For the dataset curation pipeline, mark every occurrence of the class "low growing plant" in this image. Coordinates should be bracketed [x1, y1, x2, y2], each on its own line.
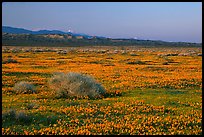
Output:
[48, 72, 106, 99]
[13, 81, 36, 94]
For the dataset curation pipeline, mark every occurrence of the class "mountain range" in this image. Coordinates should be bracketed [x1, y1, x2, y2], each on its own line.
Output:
[2, 26, 202, 47]
[2, 26, 96, 38]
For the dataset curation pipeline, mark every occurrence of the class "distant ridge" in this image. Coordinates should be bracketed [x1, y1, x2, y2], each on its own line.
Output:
[2, 26, 202, 44]
[2, 26, 33, 34]
[2, 26, 202, 47]
[2, 26, 91, 38]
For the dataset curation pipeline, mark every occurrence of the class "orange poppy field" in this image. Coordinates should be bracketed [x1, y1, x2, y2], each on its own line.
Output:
[2, 46, 202, 135]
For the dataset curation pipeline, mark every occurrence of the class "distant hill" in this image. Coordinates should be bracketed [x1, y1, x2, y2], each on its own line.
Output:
[2, 26, 90, 37]
[2, 26, 33, 34]
[2, 26, 202, 47]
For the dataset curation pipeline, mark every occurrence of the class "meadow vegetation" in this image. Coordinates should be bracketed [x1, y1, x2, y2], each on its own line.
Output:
[2, 46, 202, 135]
[13, 81, 36, 94]
[48, 72, 106, 99]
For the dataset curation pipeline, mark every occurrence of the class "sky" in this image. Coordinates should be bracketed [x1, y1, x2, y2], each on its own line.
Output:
[2, 2, 202, 43]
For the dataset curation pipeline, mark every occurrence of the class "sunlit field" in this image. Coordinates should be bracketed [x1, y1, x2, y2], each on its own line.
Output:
[2, 46, 202, 135]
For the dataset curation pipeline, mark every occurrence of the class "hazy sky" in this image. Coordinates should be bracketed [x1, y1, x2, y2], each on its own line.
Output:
[2, 2, 202, 43]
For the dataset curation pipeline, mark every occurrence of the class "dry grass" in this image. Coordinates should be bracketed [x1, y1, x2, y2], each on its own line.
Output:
[49, 72, 106, 99]
[13, 81, 36, 94]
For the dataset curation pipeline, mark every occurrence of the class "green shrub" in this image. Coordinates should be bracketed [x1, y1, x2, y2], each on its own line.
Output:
[48, 72, 106, 99]
[162, 62, 169, 65]
[2, 109, 16, 120]
[127, 60, 146, 65]
[15, 111, 27, 121]
[13, 81, 36, 94]
[130, 53, 138, 56]
[2, 58, 18, 64]
[2, 109, 31, 125]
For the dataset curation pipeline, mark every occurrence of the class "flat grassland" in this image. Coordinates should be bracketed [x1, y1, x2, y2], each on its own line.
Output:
[2, 46, 202, 135]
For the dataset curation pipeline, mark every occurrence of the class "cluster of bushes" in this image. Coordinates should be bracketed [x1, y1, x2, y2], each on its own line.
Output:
[12, 72, 106, 99]
[5, 72, 106, 127]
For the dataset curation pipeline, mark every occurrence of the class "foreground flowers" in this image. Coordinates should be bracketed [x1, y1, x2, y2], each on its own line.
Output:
[2, 46, 202, 135]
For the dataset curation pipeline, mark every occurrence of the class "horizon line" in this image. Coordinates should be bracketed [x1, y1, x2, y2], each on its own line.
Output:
[2, 25, 202, 44]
